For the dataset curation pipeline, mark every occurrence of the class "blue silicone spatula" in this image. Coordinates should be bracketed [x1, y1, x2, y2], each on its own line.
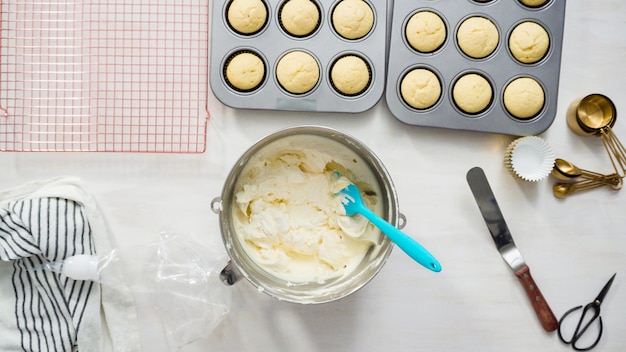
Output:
[338, 183, 442, 272]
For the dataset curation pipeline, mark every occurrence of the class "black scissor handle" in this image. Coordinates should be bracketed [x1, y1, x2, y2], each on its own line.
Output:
[558, 304, 603, 351]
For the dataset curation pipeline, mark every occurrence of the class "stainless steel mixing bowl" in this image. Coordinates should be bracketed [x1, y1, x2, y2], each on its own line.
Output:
[211, 125, 399, 304]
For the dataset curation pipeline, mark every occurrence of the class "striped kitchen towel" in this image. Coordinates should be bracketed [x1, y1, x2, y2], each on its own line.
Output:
[0, 178, 141, 352]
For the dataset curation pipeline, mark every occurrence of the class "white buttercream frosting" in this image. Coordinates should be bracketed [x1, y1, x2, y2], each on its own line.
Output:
[232, 138, 382, 284]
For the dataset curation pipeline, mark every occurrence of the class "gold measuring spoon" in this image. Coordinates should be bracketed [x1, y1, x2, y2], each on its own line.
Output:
[551, 158, 606, 181]
[553, 174, 623, 198]
[567, 94, 626, 177]
[552, 158, 580, 180]
[553, 183, 597, 199]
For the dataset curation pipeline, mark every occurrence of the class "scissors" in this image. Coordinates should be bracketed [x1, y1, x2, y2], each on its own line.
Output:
[557, 273, 616, 351]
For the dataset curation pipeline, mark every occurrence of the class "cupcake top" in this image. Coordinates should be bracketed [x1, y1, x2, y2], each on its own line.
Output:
[332, 0, 375, 40]
[276, 50, 320, 94]
[225, 51, 266, 91]
[452, 73, 492, 114]
[503, 77, 545, 119]
[509, 21, 550, 64]
[400, 68, 441, 109]
[405, 11, 447, 53]
[280, 0, 320, 37]
[456, 16, 499, 59]
[518, 0, 549, 7]
[227, 0, 268, 34]
[330, 55, 371, 95]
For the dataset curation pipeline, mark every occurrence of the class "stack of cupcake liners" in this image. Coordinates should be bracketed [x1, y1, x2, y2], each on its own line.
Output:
[504, 136, 556, 182]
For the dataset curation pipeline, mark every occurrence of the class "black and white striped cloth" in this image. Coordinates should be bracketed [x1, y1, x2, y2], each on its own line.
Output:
[0, 179, 141, 352]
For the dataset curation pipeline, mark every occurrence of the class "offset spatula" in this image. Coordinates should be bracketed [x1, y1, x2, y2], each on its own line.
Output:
[466, 167, 558, 332]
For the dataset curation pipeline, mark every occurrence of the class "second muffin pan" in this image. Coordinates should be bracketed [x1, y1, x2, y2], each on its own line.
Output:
[385, 0, 566, 135]
[210, 0, 389, 113]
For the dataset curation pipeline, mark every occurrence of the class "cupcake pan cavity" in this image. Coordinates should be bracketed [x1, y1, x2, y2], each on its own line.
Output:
[386, 0, 565, 135]
[210, 0, 388, 113]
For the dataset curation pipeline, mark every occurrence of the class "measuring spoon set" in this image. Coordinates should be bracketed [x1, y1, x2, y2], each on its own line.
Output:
[552, 94, 625, 198]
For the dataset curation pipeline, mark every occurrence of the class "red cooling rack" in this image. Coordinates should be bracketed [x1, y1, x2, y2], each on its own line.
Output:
[0, 0, 209, 152]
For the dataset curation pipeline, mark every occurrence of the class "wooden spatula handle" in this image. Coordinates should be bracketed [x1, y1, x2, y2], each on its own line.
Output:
[515, 266, 558, 332]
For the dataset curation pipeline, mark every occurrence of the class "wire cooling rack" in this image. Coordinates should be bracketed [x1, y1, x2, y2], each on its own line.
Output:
[0, 0, 209, 152]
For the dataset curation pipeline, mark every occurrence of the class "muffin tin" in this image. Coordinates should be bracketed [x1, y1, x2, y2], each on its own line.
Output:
[385, 0, 566, 135]
[210, 0, 389, 113]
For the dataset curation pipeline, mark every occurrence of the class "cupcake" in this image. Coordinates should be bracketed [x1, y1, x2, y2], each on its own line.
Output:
[227, 0, 268, 35]
[405, 11, 447, 53]
[452, 73, 492, 114]
[509, 21, 550, 64]
[503, 77, 545, 119]
[504, 136, 555, 182]
[330, 55, 371, 96]
[276, 50, 320, 94]
[456, 16, 499, 59]
[279, 0, 320, 37]
[400, 68, 441, 109]
[332, 0, 374, 40]
[225, 51, 266, 91]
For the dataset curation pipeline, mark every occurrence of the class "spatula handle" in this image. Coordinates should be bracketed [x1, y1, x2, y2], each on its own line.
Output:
[515, 266, 558, 332]
[358, 206, 441, 272]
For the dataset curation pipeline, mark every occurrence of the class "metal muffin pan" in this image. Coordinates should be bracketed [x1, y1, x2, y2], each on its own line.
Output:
[385, 0, 566, 135]
[210, 0, 389, 113]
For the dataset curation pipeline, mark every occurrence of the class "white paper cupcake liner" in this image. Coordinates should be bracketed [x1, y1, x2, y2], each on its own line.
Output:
[504, 136, 555, 182]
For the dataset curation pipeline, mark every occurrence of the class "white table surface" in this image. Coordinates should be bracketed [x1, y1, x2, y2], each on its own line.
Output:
[2, 1, 626, 351]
